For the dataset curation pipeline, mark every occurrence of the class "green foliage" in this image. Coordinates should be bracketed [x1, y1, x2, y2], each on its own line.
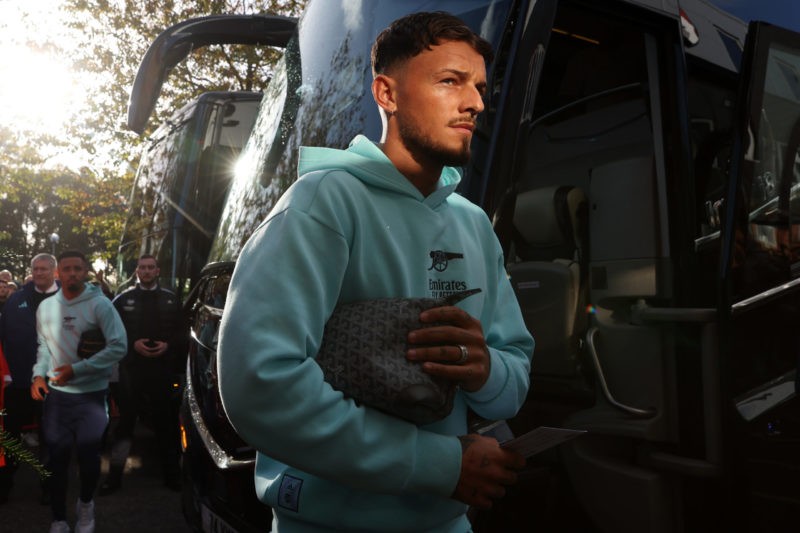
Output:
[63, 0, 306, 138]
[0, 125, 130, 275]
[0, 411, 50, 479]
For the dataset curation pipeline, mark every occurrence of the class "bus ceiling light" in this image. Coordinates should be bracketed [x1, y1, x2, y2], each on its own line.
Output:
[552, 27, 600, 45]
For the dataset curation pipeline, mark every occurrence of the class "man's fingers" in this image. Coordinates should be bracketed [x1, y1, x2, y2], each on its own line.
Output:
[497, 469, 519, 487]
[455, 482, 507, 508]
[453, 434, 526, 507]
[418, 305, 471, 325]
[408, 324, 461, 345]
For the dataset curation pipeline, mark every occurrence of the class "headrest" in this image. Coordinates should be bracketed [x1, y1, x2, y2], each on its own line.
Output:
[513, 185, 587, 261]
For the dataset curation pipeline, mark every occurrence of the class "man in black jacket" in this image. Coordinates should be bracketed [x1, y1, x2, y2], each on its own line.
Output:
[0, 253, 59, 504]
[101, 255, 184, 494]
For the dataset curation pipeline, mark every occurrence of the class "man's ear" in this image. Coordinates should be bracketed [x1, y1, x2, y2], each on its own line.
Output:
[372, 74, 397, 116]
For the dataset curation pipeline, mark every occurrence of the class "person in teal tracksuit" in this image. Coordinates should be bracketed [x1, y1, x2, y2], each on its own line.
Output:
[31, 250, 127, 533]
[218, 12, 534, 532]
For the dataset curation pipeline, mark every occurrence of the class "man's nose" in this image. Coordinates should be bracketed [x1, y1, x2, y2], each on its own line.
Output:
[463, 85, 485, 116]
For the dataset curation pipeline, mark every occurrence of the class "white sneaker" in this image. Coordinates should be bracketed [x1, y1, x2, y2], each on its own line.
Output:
[75, 499, 95, 533]
[49, 521, 70, 533]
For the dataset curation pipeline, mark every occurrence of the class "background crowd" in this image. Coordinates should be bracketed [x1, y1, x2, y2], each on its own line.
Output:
[0, 252, 184, 533]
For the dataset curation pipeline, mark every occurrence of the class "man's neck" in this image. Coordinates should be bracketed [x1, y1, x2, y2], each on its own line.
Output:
[379, 138, 442, 197]
[34, 282, 57, 294]
[62, 286, 85, 301]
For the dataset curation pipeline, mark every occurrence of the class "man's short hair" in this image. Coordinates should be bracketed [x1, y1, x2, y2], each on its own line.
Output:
[57, 250, 88, 264]
[371, 11, 494, 77]
[138, 254, 158, 265]
[0, 269, 12, 282]
[30, 253, 57, 269]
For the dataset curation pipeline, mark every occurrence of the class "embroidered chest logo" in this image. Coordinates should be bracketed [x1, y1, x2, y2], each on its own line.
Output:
[278, 475, 303, 512]
[63, 316, 77, 331]
[427, 250, 464, 272]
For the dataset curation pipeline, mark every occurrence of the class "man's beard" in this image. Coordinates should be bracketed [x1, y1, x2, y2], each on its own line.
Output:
[66, 281, 82, 292]
[398, 115, 472, 167]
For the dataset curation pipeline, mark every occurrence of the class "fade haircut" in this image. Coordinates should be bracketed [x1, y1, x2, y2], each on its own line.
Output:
[139, 254, 158, 266]
[371, 11, 494, 77]
[57, 250, 87, 265]
[31, 253, 57, 269]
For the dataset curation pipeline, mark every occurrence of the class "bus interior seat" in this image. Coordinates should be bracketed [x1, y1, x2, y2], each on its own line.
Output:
[507, 185, 589, 378]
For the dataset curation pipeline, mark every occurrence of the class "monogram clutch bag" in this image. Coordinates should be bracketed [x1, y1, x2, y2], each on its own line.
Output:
[315, 289, 481, 425]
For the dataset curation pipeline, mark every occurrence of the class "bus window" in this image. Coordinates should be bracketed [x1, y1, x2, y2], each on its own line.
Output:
[117, 93, 260, 296]
[117, 105, 196, 288]
[513, 2, 653, 266]
[732, 39, 800, 300]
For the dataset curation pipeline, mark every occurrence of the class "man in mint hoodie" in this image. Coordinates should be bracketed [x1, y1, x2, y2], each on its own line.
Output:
[31, 250, 127, 533]
[218, 11, 534, 532]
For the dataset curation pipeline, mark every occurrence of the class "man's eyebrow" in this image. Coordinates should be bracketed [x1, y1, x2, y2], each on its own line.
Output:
[435, 68, 488, 87]
[435, 68, 469, 78]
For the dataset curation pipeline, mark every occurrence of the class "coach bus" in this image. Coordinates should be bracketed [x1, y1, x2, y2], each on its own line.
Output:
[128, 1, 800, 531]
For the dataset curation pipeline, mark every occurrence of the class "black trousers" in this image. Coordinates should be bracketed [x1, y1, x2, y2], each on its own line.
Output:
[110, 356, 180, 480]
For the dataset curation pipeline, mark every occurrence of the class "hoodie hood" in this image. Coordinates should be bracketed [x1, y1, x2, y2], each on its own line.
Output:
[298, 135, 462, 207]
[55, 282, 103, 306]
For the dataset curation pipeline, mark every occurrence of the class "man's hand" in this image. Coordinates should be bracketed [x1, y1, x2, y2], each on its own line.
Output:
[452, 434, 525, 509]
[406, 305, 490, 392]
[31, 376, 49, 400]
[134, 338, 168, 358]
[51, 365, 75, 386]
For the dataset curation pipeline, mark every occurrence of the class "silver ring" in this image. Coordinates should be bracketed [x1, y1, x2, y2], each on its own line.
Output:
[456, 344, 469, 365]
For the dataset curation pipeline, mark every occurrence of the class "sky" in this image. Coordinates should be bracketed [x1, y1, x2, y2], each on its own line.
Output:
[0, 0, 106, 172]
[709, 0, 800, 33]
[0, 1, 84, 137]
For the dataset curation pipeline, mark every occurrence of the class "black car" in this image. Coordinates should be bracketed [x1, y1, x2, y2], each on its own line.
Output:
[179, 262, 271, 532]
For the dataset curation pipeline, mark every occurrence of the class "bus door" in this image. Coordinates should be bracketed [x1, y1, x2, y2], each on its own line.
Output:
[480, 1, 725, 531]
[719, 21, 800, 529]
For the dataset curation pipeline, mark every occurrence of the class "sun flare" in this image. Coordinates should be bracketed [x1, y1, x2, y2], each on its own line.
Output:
[0, 44, 84, 135]
[0, 0, 90, 138]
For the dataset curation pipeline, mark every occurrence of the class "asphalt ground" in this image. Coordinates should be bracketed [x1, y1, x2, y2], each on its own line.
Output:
[1, 418, 192, 532]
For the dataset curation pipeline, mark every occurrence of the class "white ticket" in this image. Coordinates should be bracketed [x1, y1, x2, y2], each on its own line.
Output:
[500, 426, 586, 458]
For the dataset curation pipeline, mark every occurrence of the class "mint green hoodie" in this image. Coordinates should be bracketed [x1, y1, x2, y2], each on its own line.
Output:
[218, 136, 533, 532]
[33, 283, 127, 393]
